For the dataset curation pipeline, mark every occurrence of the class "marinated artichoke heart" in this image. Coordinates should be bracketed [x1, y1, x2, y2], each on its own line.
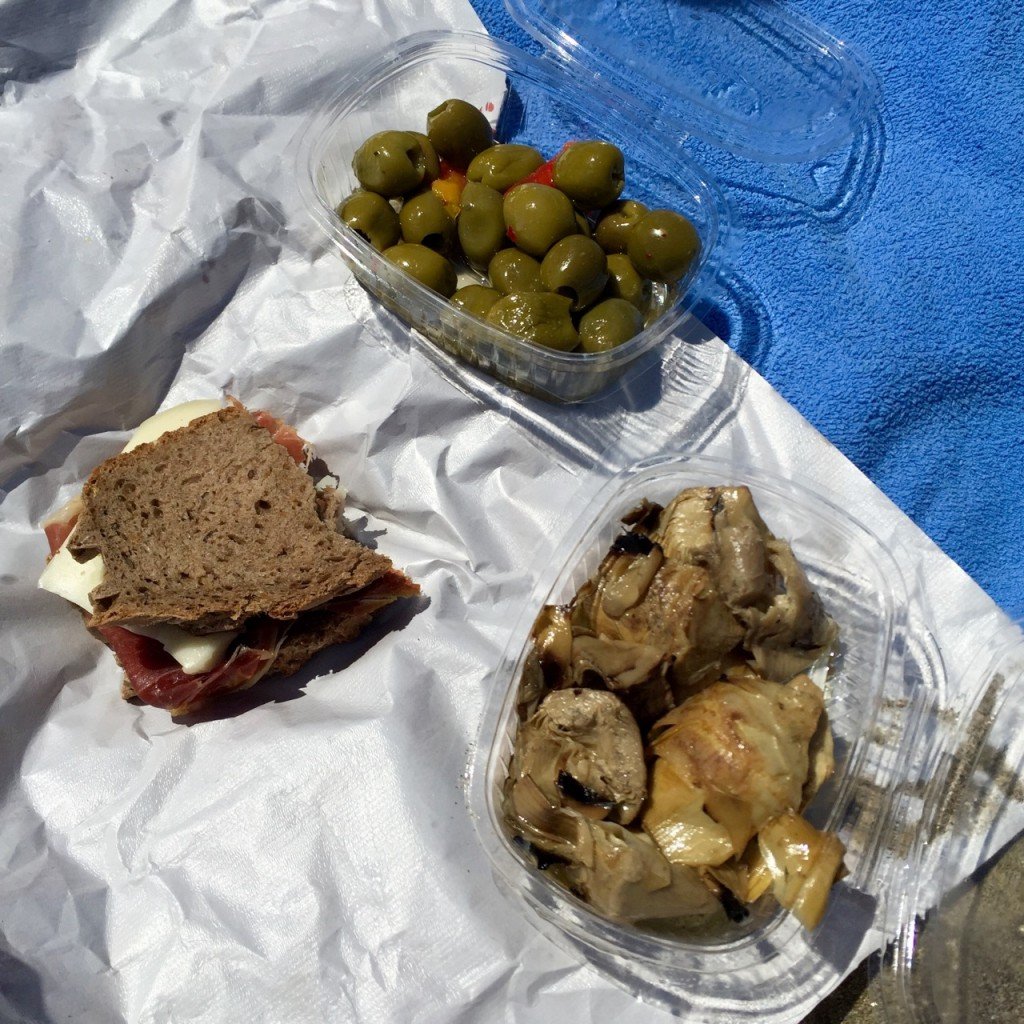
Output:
[758, 811, 847, 931]
[644, 671, 844, 931]
[508, 688, 647, 826]
[508, 766, 722, 926]
[646, 673, 830, 862]
[503, 485, 845, 933]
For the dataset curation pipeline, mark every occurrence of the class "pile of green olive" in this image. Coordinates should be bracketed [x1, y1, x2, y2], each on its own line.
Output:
[337, 98, 701, 354]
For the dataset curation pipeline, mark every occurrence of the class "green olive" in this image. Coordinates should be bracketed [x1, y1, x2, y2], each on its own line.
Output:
[399, 190, 454, 251]
[552, 141, 625, 209]
[578, 298, 644, 353]
[337, 190, 401, 251]
[574, 211, 592, 237]
[383, 243, 457, 297]
[627, 209, 701, 284]
[486, 292, 579, 351]
[408, 132, 441, 182]
[488, 249, 543, 294]
[451, 285, 502, 319]
[457, 181, 507, 269]
[539, 235, 608, 312]
[594, 200, 648, 254]
[502, 184, 578, 258]
[352, 130, 431, 198]
[467, 144, 544, 191]
[604, 253, 650, 311]
[426, 99, 493, 169]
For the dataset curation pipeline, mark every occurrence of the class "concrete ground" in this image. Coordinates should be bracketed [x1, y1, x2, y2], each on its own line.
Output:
[804, 959, 881, 1024]
[803, 833, 1024, 1023]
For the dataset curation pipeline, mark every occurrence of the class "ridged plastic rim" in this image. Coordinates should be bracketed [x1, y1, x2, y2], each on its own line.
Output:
[880, 628, 1024, 1024]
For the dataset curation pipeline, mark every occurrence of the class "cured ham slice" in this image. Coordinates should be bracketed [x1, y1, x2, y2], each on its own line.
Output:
[251, 407, 307, 465]
[101, 619, 281, 716]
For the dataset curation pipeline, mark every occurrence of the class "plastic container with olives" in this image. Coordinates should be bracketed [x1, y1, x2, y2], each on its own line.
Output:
[297, 31, 723, 403]
[339, 118, 701, 358]
[298, 11, 876, 406]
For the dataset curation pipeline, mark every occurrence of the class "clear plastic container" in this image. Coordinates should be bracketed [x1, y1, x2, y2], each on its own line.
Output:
[468, 454, 942, 1021]
[880, 629, 1024, 1024]
[296, 2, 876, 403]
[296, 31, 721, 403]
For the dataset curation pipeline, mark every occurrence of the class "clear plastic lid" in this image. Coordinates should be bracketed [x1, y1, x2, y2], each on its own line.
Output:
[881, 627, 1024, 1023]
[506, 0, 877, 162]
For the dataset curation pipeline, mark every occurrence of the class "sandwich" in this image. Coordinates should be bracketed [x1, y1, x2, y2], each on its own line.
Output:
[39, 398, 419, 716]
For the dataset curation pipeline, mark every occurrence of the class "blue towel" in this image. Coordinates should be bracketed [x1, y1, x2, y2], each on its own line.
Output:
[468, 0, 1024, 620]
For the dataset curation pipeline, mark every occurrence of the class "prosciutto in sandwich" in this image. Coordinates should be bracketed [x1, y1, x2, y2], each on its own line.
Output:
[39, 399, 419, 715]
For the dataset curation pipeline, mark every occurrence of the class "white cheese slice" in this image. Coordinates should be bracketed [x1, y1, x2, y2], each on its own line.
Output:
[123, 623, 238, 675]
[39, 546, 104, 613]
[39, 398, 238, 675]
[121, 399, 223, 453]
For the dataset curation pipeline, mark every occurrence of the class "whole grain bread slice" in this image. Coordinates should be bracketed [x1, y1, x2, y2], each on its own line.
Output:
[70, 405, 393, 633]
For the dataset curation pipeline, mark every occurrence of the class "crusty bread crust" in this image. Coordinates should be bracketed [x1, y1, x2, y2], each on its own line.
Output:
[269, 604, 380, 679]
[70, 406, 392, 633]
[270, 572, 420, 679]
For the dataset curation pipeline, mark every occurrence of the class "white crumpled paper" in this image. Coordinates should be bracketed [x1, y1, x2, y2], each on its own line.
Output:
[1, 2, 1021, 1023]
